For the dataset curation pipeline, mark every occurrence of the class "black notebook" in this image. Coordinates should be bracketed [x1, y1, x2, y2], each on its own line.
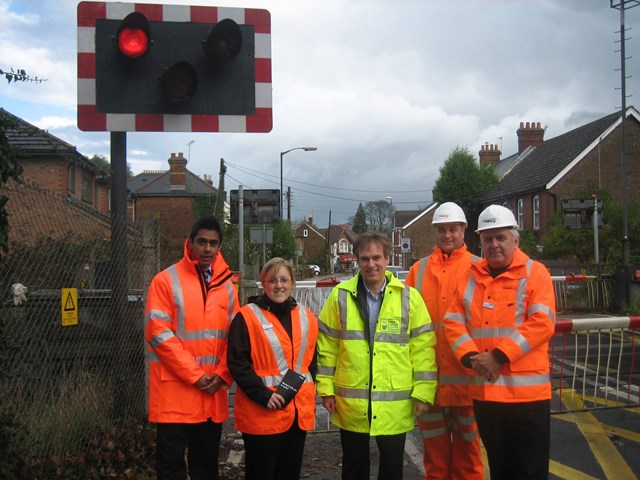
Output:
[275, 369, 306, 407]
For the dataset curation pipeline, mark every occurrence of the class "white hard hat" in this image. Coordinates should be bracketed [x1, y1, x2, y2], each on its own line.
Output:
[432, 202, 467, 225]
[475, 205, 518, 232]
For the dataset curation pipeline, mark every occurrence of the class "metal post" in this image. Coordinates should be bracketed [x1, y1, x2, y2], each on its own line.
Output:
[593, 195, 600, 273]
[279, 152, 284, 220]
[238, 185, 244, 303]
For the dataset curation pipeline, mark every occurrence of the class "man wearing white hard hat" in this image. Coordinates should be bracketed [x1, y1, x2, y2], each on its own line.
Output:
[443, 205, 556, 480]
[405, 202, 484, 480]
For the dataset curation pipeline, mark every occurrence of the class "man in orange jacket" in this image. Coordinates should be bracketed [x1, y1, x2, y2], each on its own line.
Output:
[405, 202, 484, 480]
[145, 216, 240, 480]
[444, 205, 556, 480]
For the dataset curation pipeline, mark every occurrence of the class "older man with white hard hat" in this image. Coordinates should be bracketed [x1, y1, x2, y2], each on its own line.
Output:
[405, 202, 484, 480]
[443, 204, 556, 480]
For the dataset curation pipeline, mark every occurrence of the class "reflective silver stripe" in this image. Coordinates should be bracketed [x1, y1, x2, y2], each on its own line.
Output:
[415, 256, 430, 293]
[439, 374, 479, 385]
[372, 389, 412, 401]
[145, 309, 172, 325]
[376, 332, 410, 343]
[470, 326, 514, 338]
[317, 365, 335, 376]
[338, 289, 349, 333]
[529, 303, 555, 324]
[147, 350, 159, 362]
[414, 371, 437, 382]
[318, 321, 341, 338]
[342, 330, 368, 341]
[471, 254, 481, 262]
[509, 329, 531, 354]
[194, 355, 221, 366]
[489, 373, 550, 387]
[422, 426, 448, 438]
[515, 265, 530, 327]
[462, 275, 476, 326]
[225, 282, 237, 321]
[452, 332, 474, 353]
[150, 329, 175, 349]
[336, 386, 369, 399]
[401, 286, 411, 332]
[167, 266, 187, 336]
[421, 410, 444, 423]
[180, 328, 227, 341]
[444, 312, 466, 324]
[247, 303, 289, 375]
[411, 322, 434, 336]
[457, 413, 477, 426]
[461, 429, 479, 441]
[295, 307, 310, 372]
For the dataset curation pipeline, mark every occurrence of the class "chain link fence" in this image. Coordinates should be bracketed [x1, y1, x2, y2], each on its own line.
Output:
[1, 179, 159, 461]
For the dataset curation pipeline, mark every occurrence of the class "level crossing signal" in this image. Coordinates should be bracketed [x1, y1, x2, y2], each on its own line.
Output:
[77, 2, 272, 132]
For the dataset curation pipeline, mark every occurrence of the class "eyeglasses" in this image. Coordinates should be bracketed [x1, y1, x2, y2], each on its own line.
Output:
[195, 238, 220, 248]
[267, 278, 291, 286]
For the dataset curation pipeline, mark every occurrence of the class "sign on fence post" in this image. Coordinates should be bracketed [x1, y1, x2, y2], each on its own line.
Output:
[61, 288, 79, 326]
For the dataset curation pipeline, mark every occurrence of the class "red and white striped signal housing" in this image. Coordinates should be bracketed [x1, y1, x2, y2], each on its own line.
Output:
[77, 2, 272, 133]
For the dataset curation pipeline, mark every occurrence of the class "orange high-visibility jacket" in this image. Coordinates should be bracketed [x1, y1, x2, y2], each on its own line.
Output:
[405, 245, 480, 406]
[145, 240, 240, 423]
[233, 302, 318, 434]
[443, 248, 556, 403]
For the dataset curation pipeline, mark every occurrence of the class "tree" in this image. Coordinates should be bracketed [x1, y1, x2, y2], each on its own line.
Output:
[89, 154, 133, 178]
[363, 200, 394, 234]
[432, 146, 499, 247]
[349, 203, 368, 233]
[0, 111, 22, 256]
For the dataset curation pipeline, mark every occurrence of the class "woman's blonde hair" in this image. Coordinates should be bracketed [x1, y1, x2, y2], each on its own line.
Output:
[260, 257, 296, 288]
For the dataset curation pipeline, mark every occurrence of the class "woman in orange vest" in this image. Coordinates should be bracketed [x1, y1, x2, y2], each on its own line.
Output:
[228, 258, 318, 480]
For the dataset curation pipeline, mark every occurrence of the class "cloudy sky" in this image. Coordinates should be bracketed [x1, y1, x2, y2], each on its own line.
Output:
[0, 0, 638, 226]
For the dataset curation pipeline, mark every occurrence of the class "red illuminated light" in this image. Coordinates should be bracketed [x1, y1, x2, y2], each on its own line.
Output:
[118, 27, 149, 58]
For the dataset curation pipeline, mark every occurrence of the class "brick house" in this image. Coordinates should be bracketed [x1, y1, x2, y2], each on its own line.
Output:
[293, 215, 327, 269]
[327, 223, 358, 272]
[127, 152, 218, 259]
[480, 107, 640, 239]
[2, 108, 110, 213]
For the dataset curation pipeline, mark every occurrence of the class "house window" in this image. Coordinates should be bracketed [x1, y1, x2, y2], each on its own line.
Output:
[533, 195, 540, 231]
[81, 172, 93, 203]
[517, 198, 524, 229]
[339, 240, 349, 253]
[303, 229, 308, 237]
[68, 164, 76, 194]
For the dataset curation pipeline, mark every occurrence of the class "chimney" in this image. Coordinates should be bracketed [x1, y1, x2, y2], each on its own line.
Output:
[308, 214, 314, 225]
[168, 152, 187, 190]
[202, 174, 213, 186]
[516, 121, 544, 154]
[478, 143, 501, 168]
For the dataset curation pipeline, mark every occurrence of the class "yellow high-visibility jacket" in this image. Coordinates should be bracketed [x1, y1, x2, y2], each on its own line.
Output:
[317, 272, 437, 436]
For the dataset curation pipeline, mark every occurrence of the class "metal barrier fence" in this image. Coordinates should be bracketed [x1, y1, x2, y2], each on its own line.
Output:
[551, 275, 613, 311]
[551, 316, 640, 414]
[1, 179, 160, 459]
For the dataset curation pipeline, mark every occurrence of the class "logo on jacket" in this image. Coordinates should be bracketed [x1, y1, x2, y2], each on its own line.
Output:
[379, 318, 401, 334]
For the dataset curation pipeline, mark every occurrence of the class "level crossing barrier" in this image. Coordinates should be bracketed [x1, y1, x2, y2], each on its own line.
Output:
[551, 274, 612, 310]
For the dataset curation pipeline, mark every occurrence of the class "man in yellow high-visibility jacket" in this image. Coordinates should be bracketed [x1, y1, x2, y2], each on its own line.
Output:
[317, 231, 437, 480]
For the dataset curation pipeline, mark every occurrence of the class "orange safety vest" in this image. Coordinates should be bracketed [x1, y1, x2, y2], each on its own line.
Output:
[444, 248, 556, 403]
[145, 240, 240, 423]
[233, 302, 318, 435]
[405, 245, 479, 406]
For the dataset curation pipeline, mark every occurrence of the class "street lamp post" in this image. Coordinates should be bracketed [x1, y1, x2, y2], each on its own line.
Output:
[386, 196, 395, 266]
[186, 140, 195, 163]
[280, 146, 317, 220]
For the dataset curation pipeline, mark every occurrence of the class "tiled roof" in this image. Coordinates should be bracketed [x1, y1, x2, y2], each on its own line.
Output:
[128, 170, 217, 196]
[1, 107, 98, 172]
[327, 223, 358, 243]
[484, 110, 624, 201]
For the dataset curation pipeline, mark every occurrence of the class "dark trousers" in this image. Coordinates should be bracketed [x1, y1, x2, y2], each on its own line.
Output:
[474, 399, 550, 480]
[241, 422, 307, 480]
[156, 420, 222, 480]
[339, 429, 406, 480]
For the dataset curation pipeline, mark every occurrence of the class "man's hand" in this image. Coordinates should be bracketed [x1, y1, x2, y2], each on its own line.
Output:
[194, 373, 226, 394]
[322, 396, 336, 414]
[413, 399, 431, 417]
[470, 352, 501, 382]
[267, 392, 286, 410]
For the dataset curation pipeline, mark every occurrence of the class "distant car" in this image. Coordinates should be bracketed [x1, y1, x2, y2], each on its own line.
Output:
[308, 264, 320, 276]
